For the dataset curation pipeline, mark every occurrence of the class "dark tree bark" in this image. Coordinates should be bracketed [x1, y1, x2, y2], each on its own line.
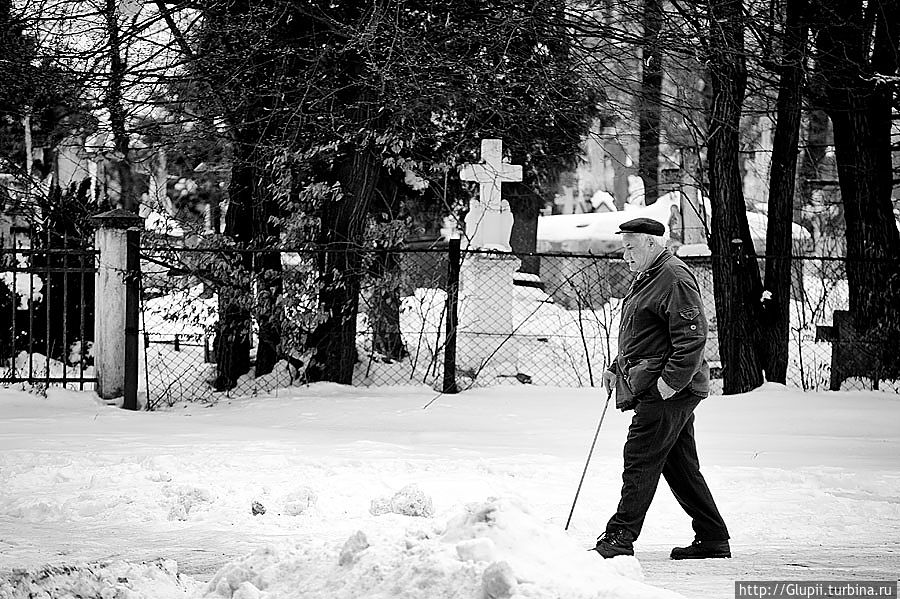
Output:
[367, 174, 408, 363]
[214, 124, 284, 387]
[370, 248, 406, 361]
[204, 0, 286, 388]
[250, 142, 283, 378]
[214, 138, 254, 390]
[762, 0, 808, 384]
[306, 146, 381, 384]
[254, 244, 283, 376]
[298, 4, 386, 384]
[104, 0, 136, 212]
[707, 0, 765, 394]
[813, 0, 900, 377]
[638, 0, 664, 206]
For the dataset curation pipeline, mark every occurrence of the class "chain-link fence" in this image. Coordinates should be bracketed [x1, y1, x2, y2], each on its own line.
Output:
[138, 243, 898, 406]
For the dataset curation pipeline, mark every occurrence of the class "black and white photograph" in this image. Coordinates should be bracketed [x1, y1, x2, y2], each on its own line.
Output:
[0, 0, 898, 597]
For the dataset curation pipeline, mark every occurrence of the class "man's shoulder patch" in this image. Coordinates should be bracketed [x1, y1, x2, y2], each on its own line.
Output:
[679, 306, 700, 320]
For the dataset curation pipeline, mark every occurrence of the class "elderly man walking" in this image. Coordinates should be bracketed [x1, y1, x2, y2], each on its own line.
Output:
[592, 217, 730, 560]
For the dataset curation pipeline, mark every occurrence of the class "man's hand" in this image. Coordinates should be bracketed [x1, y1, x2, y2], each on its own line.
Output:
[657, 377, 677, 400]
[602, 370, 617, 395]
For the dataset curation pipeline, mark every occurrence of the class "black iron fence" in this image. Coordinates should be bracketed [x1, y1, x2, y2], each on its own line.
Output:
[137, 242, 898, 406]
[0, 245, 97, 392]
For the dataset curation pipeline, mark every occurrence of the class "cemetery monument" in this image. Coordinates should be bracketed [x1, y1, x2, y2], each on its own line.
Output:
[456, 139, 524, 377]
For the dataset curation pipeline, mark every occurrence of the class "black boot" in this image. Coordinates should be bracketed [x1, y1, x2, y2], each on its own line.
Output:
[591, 530, 634, 558]
[670, 539, 731, 560]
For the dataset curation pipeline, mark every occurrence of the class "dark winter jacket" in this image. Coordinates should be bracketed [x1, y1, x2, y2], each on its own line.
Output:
[609, 250, 710, 411]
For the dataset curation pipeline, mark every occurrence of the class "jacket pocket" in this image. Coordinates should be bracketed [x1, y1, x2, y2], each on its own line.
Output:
[625, 355, 667, 397]
[688, 361, 710, 397]
[615, 376, 636, 411]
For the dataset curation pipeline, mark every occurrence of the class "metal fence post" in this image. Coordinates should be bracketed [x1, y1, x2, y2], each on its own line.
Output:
[91, 208, 143, 408]
[123, 228, 140, 410]
[442, 238, 461, 393]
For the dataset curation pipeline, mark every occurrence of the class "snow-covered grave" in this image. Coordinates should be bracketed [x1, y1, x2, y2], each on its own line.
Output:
[1, 383, 898, 598]
[536, 192, 811, 256]
[454, 138, 525, 374]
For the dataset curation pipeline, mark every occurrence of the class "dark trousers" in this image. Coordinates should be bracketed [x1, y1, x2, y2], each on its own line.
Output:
[606, 391, 729, 542]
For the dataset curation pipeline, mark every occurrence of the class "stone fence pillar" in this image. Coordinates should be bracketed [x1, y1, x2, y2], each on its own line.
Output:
[91, 209, 143, 409]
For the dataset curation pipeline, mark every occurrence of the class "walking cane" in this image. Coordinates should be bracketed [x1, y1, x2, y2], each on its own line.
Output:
[564, 387, 613, 531]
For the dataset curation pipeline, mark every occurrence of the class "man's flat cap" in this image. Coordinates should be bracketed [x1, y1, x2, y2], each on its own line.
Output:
[616, 217, 666, 236]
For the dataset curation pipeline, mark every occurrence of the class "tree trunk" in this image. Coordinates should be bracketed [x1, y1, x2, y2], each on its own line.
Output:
[214, 145, 254, 390]
[254, 248, 283, 376]
[762, 0, 808, 384]
[370, 249, 407, 361]
[250, 147, 282, 377]
[707, 0, 765, 394]
[104, 0, 136, 212]
[307, 146, 381, 384]
[638, 0, 663, 206]
[814, 0, 900, 378]
[213, 287, 252, 390]
[367, 174, 409, 363]
[204, 0, 285, 386]
[214, 126, 283, 385]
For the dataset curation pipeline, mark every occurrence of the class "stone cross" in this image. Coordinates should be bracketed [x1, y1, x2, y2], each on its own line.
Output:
[459, 139, 522, 251]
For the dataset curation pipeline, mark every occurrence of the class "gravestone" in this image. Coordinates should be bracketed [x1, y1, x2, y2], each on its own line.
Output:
[456, 139, 523, 376]
[459, 139, 522, 252]
[816, 310, 889, 390]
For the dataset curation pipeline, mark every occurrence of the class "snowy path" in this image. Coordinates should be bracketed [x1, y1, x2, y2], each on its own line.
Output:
[1, 383, 898, 598]
[641, 544, 899, 597]
[8, 523, 896, 598]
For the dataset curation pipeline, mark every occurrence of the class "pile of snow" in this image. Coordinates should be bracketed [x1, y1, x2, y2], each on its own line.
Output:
[280, 487, 318, 517]
[2, 351, 94, 390]
[370, 484, 434, 517]
[234, 360, 301, 393]
[202, 498, 677, 599]
[0, 560, 197, 599]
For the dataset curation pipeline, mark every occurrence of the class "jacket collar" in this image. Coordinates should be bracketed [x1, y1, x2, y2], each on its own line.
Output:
[646, 248, 672, 273]
[627, 249, 673, 296]
[635, 249, 672, 280]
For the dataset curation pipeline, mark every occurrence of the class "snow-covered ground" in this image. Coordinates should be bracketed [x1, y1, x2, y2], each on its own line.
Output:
[1, 383, 898, 598]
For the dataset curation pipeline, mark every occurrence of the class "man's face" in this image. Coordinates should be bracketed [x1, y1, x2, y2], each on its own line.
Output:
[622, 233, 655, 272]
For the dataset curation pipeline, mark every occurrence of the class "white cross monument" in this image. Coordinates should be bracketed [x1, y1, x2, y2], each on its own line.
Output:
[454, 139, 524, 381]
[459, 139, 522, 251]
